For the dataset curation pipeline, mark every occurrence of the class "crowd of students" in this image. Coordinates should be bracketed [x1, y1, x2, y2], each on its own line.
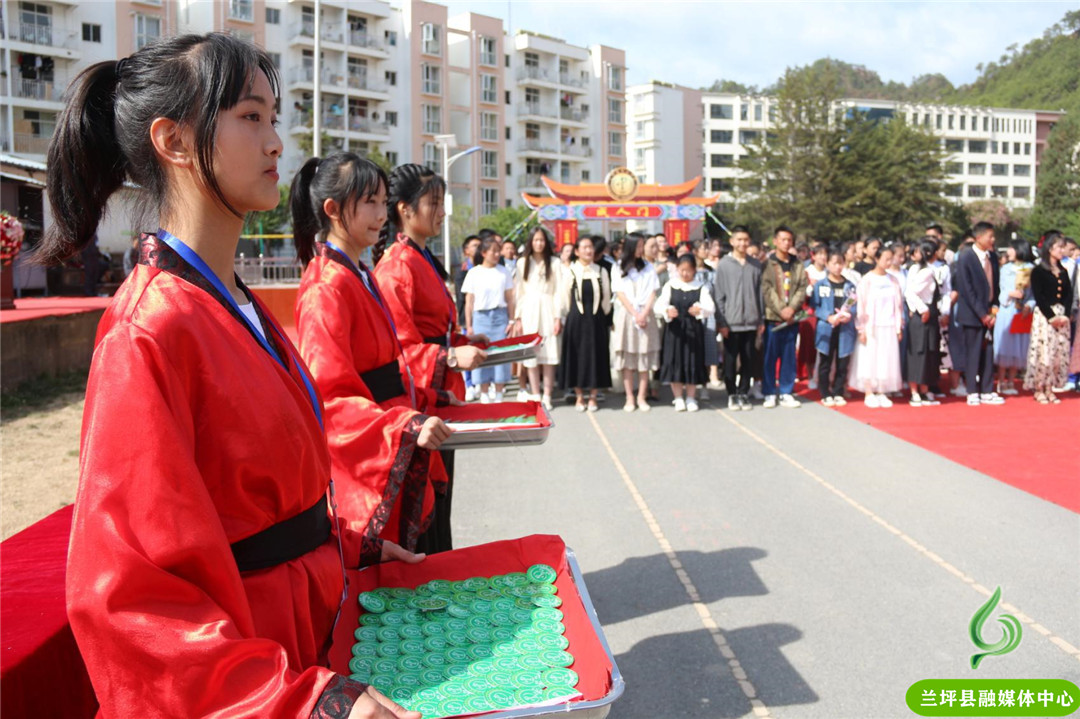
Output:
[454, 220, 1080, 412]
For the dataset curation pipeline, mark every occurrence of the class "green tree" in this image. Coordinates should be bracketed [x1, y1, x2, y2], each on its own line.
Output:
[477, 205, 535, 239]
[366, 145, 394, 174]
[1025, 115, 1080, 237]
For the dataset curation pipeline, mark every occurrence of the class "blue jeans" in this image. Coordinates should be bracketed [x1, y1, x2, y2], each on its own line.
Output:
[763, 321, 798, 395]
[472, 307, 511, 385]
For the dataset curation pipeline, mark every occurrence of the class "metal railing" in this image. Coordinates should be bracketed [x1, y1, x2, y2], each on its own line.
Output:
[14, 133, 51, 155]
[236, 255, 303, 286]
[348, 116, 390, 134]
[516, 138, 557, 154]
[6, 21, 77, 48]
[517, 173, 546, 188]
[349, 31, 384, 51]
[517, 66, 554, 83]
[347, 73, 387, 93]
[13, 78, 62, 101]
[559, 73, 588, 89]
[560, 106, 589, 123]
[518, 102, 557, 119]
[289, 21, 343, 43]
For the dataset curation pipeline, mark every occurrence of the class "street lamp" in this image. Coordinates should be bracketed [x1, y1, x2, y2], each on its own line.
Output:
[434, 133, 482, 270]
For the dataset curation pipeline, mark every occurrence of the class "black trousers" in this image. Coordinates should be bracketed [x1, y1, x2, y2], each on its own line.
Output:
[961, 324, 994, 395]
[723, 330, 757, 396]
[817, 332, 850, 398]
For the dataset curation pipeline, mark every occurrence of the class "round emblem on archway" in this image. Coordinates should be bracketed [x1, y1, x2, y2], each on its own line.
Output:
[604, 167, 639, 202]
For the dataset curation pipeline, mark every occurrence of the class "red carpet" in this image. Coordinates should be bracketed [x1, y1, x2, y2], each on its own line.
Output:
[0, 297, 112, 324]
[823, 388, 1080, 513]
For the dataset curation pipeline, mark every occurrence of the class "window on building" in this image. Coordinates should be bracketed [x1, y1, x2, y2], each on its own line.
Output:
[385, 111, 398, 127]
[384, 30, 397, 46]
[754, 104, 762, 121]
[945, 161, 963, 174]
[134, 14, 162, 50]
[422, 23, 441, 55]
[524, 87, 540, 111]
[1013, 164, 1031, 177]
[422, 143, 441, 173]
[1013, 186, 1030, 199]
[944, 184, 963, 197]
[968, 163, 986, 175]
[711, 130, 733, 144]
[968, 185, 985, 198]
[990, 186, 1008, 198]
[228, 0, 253, 21]
[481, 74, 497, 103]
[990, 163, 1008, 176]
[608, 131, 623, 156]
[991, 141, 999, 154]
[421, 65, 440, 95]
[608, 98, 622, 123]
[482, 188, 498, 215]
[265, 7, 280, 24]
[385, 71, 397, 87]
[422, 105, 441, 134]
[710, 154, 734, 167]
[710, 104, 733, 120]
[1013, 142, 1020, 154]
[740, 104, 749, 121]
[268, 52, 281, 70]
[526, 123, 540, 140]
[82, 22, 101, 42]
[481, 150, 498, 179]
[609, 66, 623, 91]
[524, 52, 539, 69]
[634, 120, 645, 140]
[739, 130, 759, 144]
[1002, 143, 1009, 155]
[959, 116, 966, 131]
[982, 117, 989, 132]
[385, 151, 399, 166]
[581, 170, 590, 182]
[1024, 143, 1031, 155]
[968, 140, 987, 153]
[480, 36, 497, 66]
[634, 147, 645, 169]
[19, 1, 52, 44]
[505, 126, 511, 140]
[480, 112, 498, 141]
[945, 139, 964, 153]
[948, 114, 954, 130]
[348, 56, 368, 87]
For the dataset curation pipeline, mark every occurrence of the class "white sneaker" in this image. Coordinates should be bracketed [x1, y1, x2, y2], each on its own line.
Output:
[876, 394, 893, 408]
[738, 395, 752, 411]
[480, 392, 492, 404]
[779, 394, 801, 408]
[541, 395, 553, 410]
[517, 389, 529, 402]
[686, 398, 700, 412]
[864, 393, 880, 408]
[832, 396, 847, 407]
[822, 396, 836, 407]
[763, 395, 778, 409]
[465, 385, 478, 402]
[727, 396, 739, 410]
[967, 395, 981, 406]
[922, 393, 940, 406]
[980, 392, 1005, 405]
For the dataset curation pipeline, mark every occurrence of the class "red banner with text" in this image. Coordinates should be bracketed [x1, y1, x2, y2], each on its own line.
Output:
[554, 220, 578, 250]
[664, 219, 691, 246]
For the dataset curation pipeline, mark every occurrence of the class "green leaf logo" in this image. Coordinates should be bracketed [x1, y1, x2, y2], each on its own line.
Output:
[969, 586, 1023, 669]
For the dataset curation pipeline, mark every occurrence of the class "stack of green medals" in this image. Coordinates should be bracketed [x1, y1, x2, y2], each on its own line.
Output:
[450, 416, 535, 425]
[488, 342, 537, 353]
[350, 564, 579, 718]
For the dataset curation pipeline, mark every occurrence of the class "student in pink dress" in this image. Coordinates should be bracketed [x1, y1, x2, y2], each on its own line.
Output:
[852, 245, 905, 408]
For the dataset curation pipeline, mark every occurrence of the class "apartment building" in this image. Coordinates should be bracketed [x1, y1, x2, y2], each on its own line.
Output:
[626, 80, 703, 186]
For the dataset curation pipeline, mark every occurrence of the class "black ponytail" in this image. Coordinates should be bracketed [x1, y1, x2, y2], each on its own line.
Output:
[36, 33, 279, 266]
[373, 163, 446, 265]
[289, 157, 322, 265]
[38, 62, 125, 265]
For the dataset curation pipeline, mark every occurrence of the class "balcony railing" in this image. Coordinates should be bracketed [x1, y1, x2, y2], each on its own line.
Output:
[562, 143, 593, 158]
[347, 73, 387, 93]
[517, 173, 547, 189]
[348, 31, 384, 51]
[12, 78, 63, 102]
[290, 112, 312, 130]
[322, 114, 345, 130]
[13, 133, 52, 155]
[287, 67, 345, 87]
[559, 73, 588, 89]
[516, 139, 557, 154]
[517, 103, 557, 119]
[289, 21, 343, 43]
[422, 39, 441, 56]
[517, 66, 554, 83]
[6, 21, 78, 48]
[348, 116, 390, 135]
[559, 106, 589, 123]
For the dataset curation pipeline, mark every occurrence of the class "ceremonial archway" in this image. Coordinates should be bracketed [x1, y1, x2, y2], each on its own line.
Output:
[520, 170, 720, 248]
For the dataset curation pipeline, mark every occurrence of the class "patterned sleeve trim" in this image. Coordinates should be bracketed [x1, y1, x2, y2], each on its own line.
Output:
[431, 346, 448, 391]
[309, 675, 368, 719]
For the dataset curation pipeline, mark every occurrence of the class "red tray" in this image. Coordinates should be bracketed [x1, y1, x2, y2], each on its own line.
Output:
[436, 401, 553, 450]
[328, 535, 623, 717]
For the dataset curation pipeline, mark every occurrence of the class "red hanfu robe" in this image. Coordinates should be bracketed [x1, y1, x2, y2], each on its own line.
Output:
[373, 235, 467, 400]
[295, 244, 448, 557]
[67, 236, 366, 718]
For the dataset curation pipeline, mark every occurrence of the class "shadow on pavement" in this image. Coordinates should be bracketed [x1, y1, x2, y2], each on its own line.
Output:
[585, 548, 768, 625]
[610, 624, 816, 718]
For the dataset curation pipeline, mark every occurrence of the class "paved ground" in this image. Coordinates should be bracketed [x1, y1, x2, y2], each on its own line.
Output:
[452, 393, 1080, 719]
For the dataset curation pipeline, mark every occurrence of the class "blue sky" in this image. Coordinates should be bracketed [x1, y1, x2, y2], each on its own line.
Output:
[444, 1, 1075, 91]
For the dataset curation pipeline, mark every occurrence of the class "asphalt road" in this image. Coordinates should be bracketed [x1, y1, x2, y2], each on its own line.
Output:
[452, 391, 1080, 719]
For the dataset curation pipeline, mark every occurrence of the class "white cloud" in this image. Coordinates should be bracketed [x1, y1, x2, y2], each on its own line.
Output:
[445, 0, 1072, 91]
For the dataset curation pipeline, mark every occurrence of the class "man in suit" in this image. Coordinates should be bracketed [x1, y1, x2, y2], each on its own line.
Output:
[952, 222, 1006, 405]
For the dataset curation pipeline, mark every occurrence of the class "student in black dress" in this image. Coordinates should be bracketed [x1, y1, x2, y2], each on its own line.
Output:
[558, 235, 612, 412]
[904, 238, 943, 406]
[655, 254, 715, 412]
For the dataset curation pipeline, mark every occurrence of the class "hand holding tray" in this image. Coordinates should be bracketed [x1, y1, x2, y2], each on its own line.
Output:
[437, 401, 553, 450]
[476, 333, 544, 368]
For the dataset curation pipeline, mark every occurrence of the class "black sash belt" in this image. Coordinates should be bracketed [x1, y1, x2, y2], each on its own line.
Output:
[231, 495, 330, 572]
[423, 335, 448, 347]
[361, 359, 406, 403]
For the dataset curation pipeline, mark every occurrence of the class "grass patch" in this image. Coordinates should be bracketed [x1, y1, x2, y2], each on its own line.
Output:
[1, 369, 89, 421]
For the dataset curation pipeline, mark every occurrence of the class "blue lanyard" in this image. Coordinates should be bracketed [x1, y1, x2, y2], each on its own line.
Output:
[156, 229, 323, 429]
[324, 241, 418, 409]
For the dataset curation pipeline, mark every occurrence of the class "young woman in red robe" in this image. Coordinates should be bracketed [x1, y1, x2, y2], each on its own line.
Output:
[291, 153, 457, 557]
[372, 164, 488, 551]
[38, 34, 416, 719]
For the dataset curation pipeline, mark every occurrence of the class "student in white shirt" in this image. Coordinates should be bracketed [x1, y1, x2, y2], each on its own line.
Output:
[462, 237, 515, 402]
